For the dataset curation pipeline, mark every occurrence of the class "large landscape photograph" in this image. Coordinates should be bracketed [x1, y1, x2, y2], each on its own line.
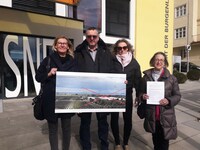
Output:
[55, 72, 126, 113]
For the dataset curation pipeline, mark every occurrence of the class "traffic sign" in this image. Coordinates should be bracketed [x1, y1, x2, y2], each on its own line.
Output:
[186, 44, 191, 51]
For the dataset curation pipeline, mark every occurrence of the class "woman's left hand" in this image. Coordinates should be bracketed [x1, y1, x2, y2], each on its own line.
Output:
[159, 98, 169, 106]
[124, 80, 128, 84]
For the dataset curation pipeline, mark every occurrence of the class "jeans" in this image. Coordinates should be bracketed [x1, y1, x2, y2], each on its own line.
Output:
[79, 113, 109, 150]
[47, 117, 71, 150]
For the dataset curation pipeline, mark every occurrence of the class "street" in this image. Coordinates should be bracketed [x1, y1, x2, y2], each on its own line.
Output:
[0, 81, 200, 150]
[180, 89, 200, 113]
[178, 82, 200, 121]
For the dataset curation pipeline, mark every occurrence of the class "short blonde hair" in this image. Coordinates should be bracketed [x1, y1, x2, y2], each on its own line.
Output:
[52, 35, 74, 58]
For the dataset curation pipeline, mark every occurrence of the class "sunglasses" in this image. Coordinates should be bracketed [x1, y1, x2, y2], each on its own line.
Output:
[117, 46, 128, 51]
[86, 35, 98, 39]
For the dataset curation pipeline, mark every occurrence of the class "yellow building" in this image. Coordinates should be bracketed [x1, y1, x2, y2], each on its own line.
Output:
[135, 0, 174, 72]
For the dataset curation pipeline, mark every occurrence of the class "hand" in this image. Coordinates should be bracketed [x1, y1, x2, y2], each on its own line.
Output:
[142, 94, 149, 100]
[159, 98, 169, 106]
[48, 68, 57, 76]
[124, 80, 128, 84]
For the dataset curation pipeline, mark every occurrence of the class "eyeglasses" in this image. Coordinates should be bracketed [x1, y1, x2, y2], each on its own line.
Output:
[86, 35, 98, 39]
[117, 46, 128, 51]
[57, 42, 67, 45]
[155, 59, 164, 62]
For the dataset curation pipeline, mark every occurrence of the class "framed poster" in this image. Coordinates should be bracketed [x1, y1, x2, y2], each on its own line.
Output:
[55, 71, 126, 113]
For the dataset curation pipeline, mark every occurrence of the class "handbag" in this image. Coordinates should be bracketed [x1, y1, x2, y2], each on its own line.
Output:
[32, 89, 44, 120]
[32, 56, 51, 120]
[137, 102, 146, 119]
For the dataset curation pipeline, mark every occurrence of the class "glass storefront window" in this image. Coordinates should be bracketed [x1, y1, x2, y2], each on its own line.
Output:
[106, 0, 130, 38]
[0, 33, 54, 98]
[76, 0, 101, 31]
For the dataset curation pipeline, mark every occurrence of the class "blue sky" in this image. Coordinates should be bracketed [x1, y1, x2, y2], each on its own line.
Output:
[56, 73, 126, 95]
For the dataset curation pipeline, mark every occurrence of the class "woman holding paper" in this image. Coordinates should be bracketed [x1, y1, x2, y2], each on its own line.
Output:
[139, 52, 181, 150]
[35, 36, 76, 150]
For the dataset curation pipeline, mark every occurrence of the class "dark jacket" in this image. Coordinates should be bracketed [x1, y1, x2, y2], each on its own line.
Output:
[112, 56, 141, 97]
[140, 68, 181, 140]
[35, 52, 76, 122]
[75, 38, 114, 73]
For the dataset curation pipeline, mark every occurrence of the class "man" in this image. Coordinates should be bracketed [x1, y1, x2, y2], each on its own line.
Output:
[75, 27, 113, 150]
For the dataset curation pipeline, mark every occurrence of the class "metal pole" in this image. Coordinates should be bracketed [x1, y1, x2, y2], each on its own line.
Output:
[186, 0, 190, 73]
[187, 50, 190, 72]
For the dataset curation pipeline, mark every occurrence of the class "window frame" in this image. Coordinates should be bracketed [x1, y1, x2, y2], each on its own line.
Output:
[175, 4, 186, 18]
[106, 0, 130, 38]
[175, 27, 186, 39]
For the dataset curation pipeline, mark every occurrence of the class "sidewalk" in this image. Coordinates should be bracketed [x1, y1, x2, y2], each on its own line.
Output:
[0, 81, 200, 150]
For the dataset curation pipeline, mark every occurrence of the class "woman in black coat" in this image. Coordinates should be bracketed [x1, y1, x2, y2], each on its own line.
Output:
[35, 36, 76, 150]
[110, 39, 141, 150]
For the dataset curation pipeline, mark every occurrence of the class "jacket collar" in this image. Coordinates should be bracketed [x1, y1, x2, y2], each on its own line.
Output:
[75, 38, 107, 52]
[143, 68, 171, 80]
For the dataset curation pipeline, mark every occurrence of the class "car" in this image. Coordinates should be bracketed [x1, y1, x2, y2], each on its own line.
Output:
[173, 61, 200, 72]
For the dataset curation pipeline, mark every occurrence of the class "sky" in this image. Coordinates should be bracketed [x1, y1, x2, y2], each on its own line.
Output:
[56, 72, 126, 95]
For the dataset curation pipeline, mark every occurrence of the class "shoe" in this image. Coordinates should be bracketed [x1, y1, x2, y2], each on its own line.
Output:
[115, 145, 122, 150]
[124, 145, 129, 150]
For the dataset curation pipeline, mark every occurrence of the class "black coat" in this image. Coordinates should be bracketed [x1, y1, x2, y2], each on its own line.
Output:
[75, 38, 114, 73]
[112, 56, 141, 97]
[35, 52, 76, 122]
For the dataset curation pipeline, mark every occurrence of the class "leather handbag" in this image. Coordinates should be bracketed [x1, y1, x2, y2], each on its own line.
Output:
[137, 102, 146, 119]
[32, 56, 51, 120]
[32, 89, 44, 120]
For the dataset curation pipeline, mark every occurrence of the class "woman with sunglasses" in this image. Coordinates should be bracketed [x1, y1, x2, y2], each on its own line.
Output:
[110, 39, 141, 150]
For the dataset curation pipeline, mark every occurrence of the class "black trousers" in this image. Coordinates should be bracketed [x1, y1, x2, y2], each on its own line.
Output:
[79, 113, 109, 150]
[152, 121, 169, 150]
[110, 89, 133, 145]
[47, 117, 71, 150]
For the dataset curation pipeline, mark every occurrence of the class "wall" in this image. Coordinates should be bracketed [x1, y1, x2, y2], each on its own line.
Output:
[135, 0, 174, 72]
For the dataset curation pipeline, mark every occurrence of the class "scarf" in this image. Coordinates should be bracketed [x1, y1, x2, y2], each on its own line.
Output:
[116, 52, 132, 68]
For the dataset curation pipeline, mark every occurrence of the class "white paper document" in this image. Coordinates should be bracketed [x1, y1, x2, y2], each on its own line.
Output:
[147, 81, 164, 105]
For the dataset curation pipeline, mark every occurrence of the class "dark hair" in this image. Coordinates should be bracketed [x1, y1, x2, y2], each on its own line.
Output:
[149, 51, 169, 67]
[86, 27, 99, 34]
[112, 39, 133, 55]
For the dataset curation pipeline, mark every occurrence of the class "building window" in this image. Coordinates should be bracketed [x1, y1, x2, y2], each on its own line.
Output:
[175, 4, 186, 18]
[12, 0, 55, 15]
[175, 27, 186, 39]
[106, 0, 130, 38]
[76, 0, 101, 31]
